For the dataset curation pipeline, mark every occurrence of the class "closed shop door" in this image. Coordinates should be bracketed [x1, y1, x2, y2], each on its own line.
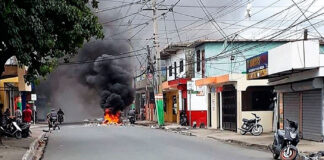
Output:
[222, 90, 237, 131]
[302, 90, 323, 141]
[283, 93, 299, 128]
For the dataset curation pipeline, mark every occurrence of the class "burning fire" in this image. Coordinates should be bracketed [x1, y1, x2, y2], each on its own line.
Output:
[102, 109, 121, 124]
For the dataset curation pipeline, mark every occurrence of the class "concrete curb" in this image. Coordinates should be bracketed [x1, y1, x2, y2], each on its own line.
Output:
[206, 136, 269, 151]
[21, 132, 46, 160]
[203, 135, 323, 160]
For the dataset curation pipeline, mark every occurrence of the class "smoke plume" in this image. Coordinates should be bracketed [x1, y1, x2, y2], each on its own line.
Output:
[36, 39, 135, 122]
[81, 52, 135, 114]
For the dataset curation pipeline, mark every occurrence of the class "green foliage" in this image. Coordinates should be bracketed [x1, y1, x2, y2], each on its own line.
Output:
[0, 0, 104, 82]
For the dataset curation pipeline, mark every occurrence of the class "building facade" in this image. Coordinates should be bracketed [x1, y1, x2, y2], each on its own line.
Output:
[0, 57, 32, 116]
[160, 43, 194, 124]
[190, 40, 288, 132]
[253, 40, 324, 142]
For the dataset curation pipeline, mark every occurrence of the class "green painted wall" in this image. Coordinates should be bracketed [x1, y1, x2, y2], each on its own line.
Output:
[194, 41, 287, 77]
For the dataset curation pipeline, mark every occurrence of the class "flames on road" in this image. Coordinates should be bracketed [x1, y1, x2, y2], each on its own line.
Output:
[102, 108, 121, 124]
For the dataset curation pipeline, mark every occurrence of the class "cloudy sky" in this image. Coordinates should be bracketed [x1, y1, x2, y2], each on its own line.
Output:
[93, 0, 324, 74]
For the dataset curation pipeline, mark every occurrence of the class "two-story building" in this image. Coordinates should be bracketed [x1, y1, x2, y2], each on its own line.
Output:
[189, 39, 290, 132]
[160, 43, 195, 124]
[0, 57, 32, 116]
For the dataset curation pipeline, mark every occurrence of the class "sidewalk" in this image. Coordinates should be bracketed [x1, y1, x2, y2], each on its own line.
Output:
[189, 129, 324, 154]
[0, 124, 47, 160]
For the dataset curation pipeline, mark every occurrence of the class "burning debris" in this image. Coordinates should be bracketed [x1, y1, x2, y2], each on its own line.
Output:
[76, 42, 135, 123]
[102, 109, 121, 124]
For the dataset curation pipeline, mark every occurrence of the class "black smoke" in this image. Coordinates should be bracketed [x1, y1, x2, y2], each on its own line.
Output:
[81, 52, 135, 114]
[35, 39, 135, 122]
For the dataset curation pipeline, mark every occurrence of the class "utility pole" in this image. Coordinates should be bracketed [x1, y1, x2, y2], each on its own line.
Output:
[143, 0, 168, 94]
[145, 45, 151, 121]
[152, 0, 161, 94]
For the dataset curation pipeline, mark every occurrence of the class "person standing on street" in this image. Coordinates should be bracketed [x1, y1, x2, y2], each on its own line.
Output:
[15, 108, 22, 124]
[23, 105, 33, 123]
[57, 108, 64, 124]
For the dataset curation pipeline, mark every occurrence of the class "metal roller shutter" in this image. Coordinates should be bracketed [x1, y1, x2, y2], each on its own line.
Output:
[283, 93, 299, 128]
[302, 90, 323, 142]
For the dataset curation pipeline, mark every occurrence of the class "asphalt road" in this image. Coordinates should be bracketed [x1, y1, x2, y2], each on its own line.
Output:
[42, 125, 272, 160]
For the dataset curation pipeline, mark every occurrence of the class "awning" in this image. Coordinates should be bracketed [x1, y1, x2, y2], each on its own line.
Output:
[274, 78, 323, 92]
[162, 78, 190, 91]
[195, 74, 229, 86]
[168, 78, 190, 87]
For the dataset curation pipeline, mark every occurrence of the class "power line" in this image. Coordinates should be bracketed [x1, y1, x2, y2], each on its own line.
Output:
[157, 10, 324, 74]
[171, 11, 182, 42]
[58, 48, 148, 65]
[190, 0, 306, 41]
[290, 0, 323, 38]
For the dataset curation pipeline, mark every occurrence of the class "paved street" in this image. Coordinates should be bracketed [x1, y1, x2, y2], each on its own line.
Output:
[43, 125, 272, 160]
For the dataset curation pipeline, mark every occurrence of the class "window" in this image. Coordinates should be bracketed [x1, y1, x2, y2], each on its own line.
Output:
[180, 60, 184, 72]
[202, 50, 205, 77]
[174, 62, 177, 79]
[172, 95, 177, 115]
[169, 66, 172, 77]
[242, 87, 275, 111]
[196, 50, 200, 72]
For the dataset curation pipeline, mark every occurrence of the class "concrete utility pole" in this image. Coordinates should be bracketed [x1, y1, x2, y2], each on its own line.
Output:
[152, 0, 161, 93]
[143, 0, 167, 93]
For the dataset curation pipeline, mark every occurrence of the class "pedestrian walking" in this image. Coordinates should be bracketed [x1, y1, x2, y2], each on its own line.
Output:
[23, 105, 32, 123]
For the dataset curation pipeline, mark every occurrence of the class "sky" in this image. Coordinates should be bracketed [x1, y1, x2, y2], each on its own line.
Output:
[93, 0, 324, 76]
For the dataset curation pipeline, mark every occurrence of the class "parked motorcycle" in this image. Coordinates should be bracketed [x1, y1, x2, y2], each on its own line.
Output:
[128, 110, 136, 124]
[58, 114, 64, 124]
[270, 119, 299, 160]
[239, 113, 263, 136]
[19, 122, 31, 138]
[0, 117, 22, 139]
[49, 116, 60, 131]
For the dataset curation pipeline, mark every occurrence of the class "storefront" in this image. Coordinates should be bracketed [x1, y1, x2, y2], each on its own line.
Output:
[196, 74, 274, 132]
[162, 78, 189, 124]
[251, 40, 324, 141]
[187, 79, 208, 128]
[274, 79, 323, 141]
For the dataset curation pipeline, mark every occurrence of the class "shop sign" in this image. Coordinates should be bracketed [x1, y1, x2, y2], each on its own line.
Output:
[31, 94, 37, 101]
[187, 81, 194, 91]
[155, 94, 163, 100]
[246, 51, 268, 79]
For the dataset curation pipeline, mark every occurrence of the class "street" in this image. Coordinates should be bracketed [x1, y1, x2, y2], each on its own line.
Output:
[43, 125, 272, 160]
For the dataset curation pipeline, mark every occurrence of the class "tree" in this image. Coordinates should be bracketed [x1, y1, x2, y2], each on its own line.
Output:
[0, 0, 104, 82]
[0, 0, 103, 145]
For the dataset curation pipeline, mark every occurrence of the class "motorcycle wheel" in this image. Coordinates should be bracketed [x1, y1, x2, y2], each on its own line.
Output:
[251, 125, 263, 136]
[15, 131, 22, 139]
[280, 147, 297, 160]
[239, 130, 246, 135]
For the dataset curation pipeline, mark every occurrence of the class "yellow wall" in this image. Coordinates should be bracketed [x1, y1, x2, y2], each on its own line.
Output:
[0, 77, 19, 112]
[241, 111, 274, 133]
[17, 66, 31, 91]
[164, 90, 178, 123]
